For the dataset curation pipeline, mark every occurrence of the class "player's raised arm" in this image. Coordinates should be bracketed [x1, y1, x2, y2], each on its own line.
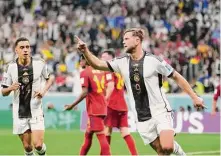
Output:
[75, 36, 110, 71]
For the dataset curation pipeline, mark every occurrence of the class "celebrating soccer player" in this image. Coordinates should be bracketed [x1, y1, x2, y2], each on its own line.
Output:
[75, 28, 206, 155]
[64, 55, 111, 155]
[1, 37, 54, 156]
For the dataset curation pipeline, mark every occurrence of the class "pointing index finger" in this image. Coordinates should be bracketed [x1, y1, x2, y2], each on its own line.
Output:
[74, 35, 80, 42]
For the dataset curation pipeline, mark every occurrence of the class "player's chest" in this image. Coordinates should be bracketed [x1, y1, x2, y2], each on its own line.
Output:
[11, 65, 43, 83]
[122, 59, 156, 80]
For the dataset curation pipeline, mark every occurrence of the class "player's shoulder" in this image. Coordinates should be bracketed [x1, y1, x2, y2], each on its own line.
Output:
[4, 59, 17, 71]
[80, 67, 90, 76]
[144, 52, 163, 62]
[114, 53, 129, 60]
[32, 57, 46, 64]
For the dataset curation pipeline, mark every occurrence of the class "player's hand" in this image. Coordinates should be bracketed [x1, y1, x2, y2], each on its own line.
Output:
[75, 36, 88, 53]
[193, 96, 206, 110]
[64, 104, 74, 111]
[34, 90, 45, 99]
[211, 110, 216, 116]
[9, 82, 20, 91]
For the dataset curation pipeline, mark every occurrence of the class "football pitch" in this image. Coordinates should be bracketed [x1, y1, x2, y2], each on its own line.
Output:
[0, 129, 220, 155]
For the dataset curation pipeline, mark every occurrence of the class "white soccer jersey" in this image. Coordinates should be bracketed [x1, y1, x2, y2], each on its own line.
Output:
[1, 58, 50, 118]
[107, 52, 173, 122]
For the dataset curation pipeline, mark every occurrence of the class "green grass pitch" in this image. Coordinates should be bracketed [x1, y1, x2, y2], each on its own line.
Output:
[0, 129, 220, 155]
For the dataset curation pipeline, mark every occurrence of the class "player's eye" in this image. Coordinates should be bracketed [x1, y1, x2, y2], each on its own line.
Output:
[26, 46, 30, 49]
[20, 46, 24, 49]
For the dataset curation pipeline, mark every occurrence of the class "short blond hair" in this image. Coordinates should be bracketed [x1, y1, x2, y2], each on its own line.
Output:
[123, 28, 145, 41]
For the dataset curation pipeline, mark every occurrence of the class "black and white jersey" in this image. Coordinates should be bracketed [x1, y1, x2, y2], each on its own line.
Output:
[107, 52, 174, 122]
[1, 58, 50, 119]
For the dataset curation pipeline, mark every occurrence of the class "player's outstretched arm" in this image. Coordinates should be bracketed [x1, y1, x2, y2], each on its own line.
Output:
[75, 36, 110, 71]
[64, 87, 88, 110]
[1, 82, 20, 96]
[171, 71, 206, 109]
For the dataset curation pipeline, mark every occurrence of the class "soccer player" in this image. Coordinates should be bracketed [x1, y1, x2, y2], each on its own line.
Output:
[100, 50, 138, 155]
[64, 55, 111, 155]
[1, 37, 54, 156]
[74, 28, 205, 155]
[211, 84, 220, 115]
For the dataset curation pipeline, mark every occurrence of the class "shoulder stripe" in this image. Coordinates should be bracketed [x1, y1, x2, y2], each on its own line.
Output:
[115, 54, 129, 60]
[145, 53, 163, 62]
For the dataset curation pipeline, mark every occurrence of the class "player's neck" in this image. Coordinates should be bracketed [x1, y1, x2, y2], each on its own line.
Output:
[131, 47, 144, 61]
[18, 57, 31, 66]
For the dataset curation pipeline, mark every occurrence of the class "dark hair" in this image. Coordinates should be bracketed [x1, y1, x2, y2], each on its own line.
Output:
[123, 28, 145, 41]
[14, 37, 29, 47]
[101, 49, 115, 58]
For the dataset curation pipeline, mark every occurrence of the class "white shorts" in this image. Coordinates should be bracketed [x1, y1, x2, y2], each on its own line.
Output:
[13, 115, 45, 135]
[137, 111, 174, 145]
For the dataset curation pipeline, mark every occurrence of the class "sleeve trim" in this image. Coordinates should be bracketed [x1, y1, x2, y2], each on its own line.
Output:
[1, 85, 9, 88]
[106, 61, 114, 72]
[167, 70, 174, 78]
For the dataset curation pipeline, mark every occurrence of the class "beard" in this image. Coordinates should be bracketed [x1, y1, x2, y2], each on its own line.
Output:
[124, 46, 135, 54]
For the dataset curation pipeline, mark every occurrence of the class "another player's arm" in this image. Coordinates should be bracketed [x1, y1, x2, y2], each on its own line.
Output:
[64, 87, 88, 110]
[1, 83, 20, 96]
[155, 58, 205, 108]
[171, 71, 198, 99]
[38, 75, 55, 98]
[1, 65, 20, 96]
[34, 62, 55, 98]
[171, 71, 206, 108]
[105, 81, 114, 100]
[75, 36, 110, 71]
[211, 86, 220, 115]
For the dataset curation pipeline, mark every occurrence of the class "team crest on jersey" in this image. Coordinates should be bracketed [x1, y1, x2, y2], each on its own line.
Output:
[134, 73, 140, 82]
[22, 72, 30, 84]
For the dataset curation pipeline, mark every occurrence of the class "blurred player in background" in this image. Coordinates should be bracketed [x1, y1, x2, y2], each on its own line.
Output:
[100, 50, 138, 155]
[75, 27, 205, 155]
[64, 55, 111, 155]
[1, 37, 54, 156]
[211, 84, 220, 115]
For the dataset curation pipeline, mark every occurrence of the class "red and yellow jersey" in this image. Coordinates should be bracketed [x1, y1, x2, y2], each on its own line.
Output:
[105, 72, 128, 111]
[80, 66, 107, 116]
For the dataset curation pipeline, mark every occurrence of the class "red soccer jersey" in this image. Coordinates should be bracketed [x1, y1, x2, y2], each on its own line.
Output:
[80, 66, 107, 116]
[214, 84, 220, 101]
[105, 72, 128, 111]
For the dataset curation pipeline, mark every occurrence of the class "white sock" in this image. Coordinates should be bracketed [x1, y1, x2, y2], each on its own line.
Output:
[173, 141, 186, 156]
[35, 143, 46, 155]
[25, 149, 34, 156]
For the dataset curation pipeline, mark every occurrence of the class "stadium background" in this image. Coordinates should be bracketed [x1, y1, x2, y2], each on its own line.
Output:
[0, 0, 220, 155]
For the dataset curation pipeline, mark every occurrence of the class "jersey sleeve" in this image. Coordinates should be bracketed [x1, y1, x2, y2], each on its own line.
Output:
[154, 57, 174, 77]
[41, 63, 50, 80]
[80, 70, 89, 88]
[1, 65, 12, 88]
[213, 85, 220, 101]
[106, 58, 122, 74]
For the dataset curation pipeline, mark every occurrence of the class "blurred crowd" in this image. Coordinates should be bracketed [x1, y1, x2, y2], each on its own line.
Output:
[0, 0, 220, 94]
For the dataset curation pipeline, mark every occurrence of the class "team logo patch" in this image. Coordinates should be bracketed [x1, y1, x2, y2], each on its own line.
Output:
[22, 72, 30, 84]
[134, 73, 140, 82]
